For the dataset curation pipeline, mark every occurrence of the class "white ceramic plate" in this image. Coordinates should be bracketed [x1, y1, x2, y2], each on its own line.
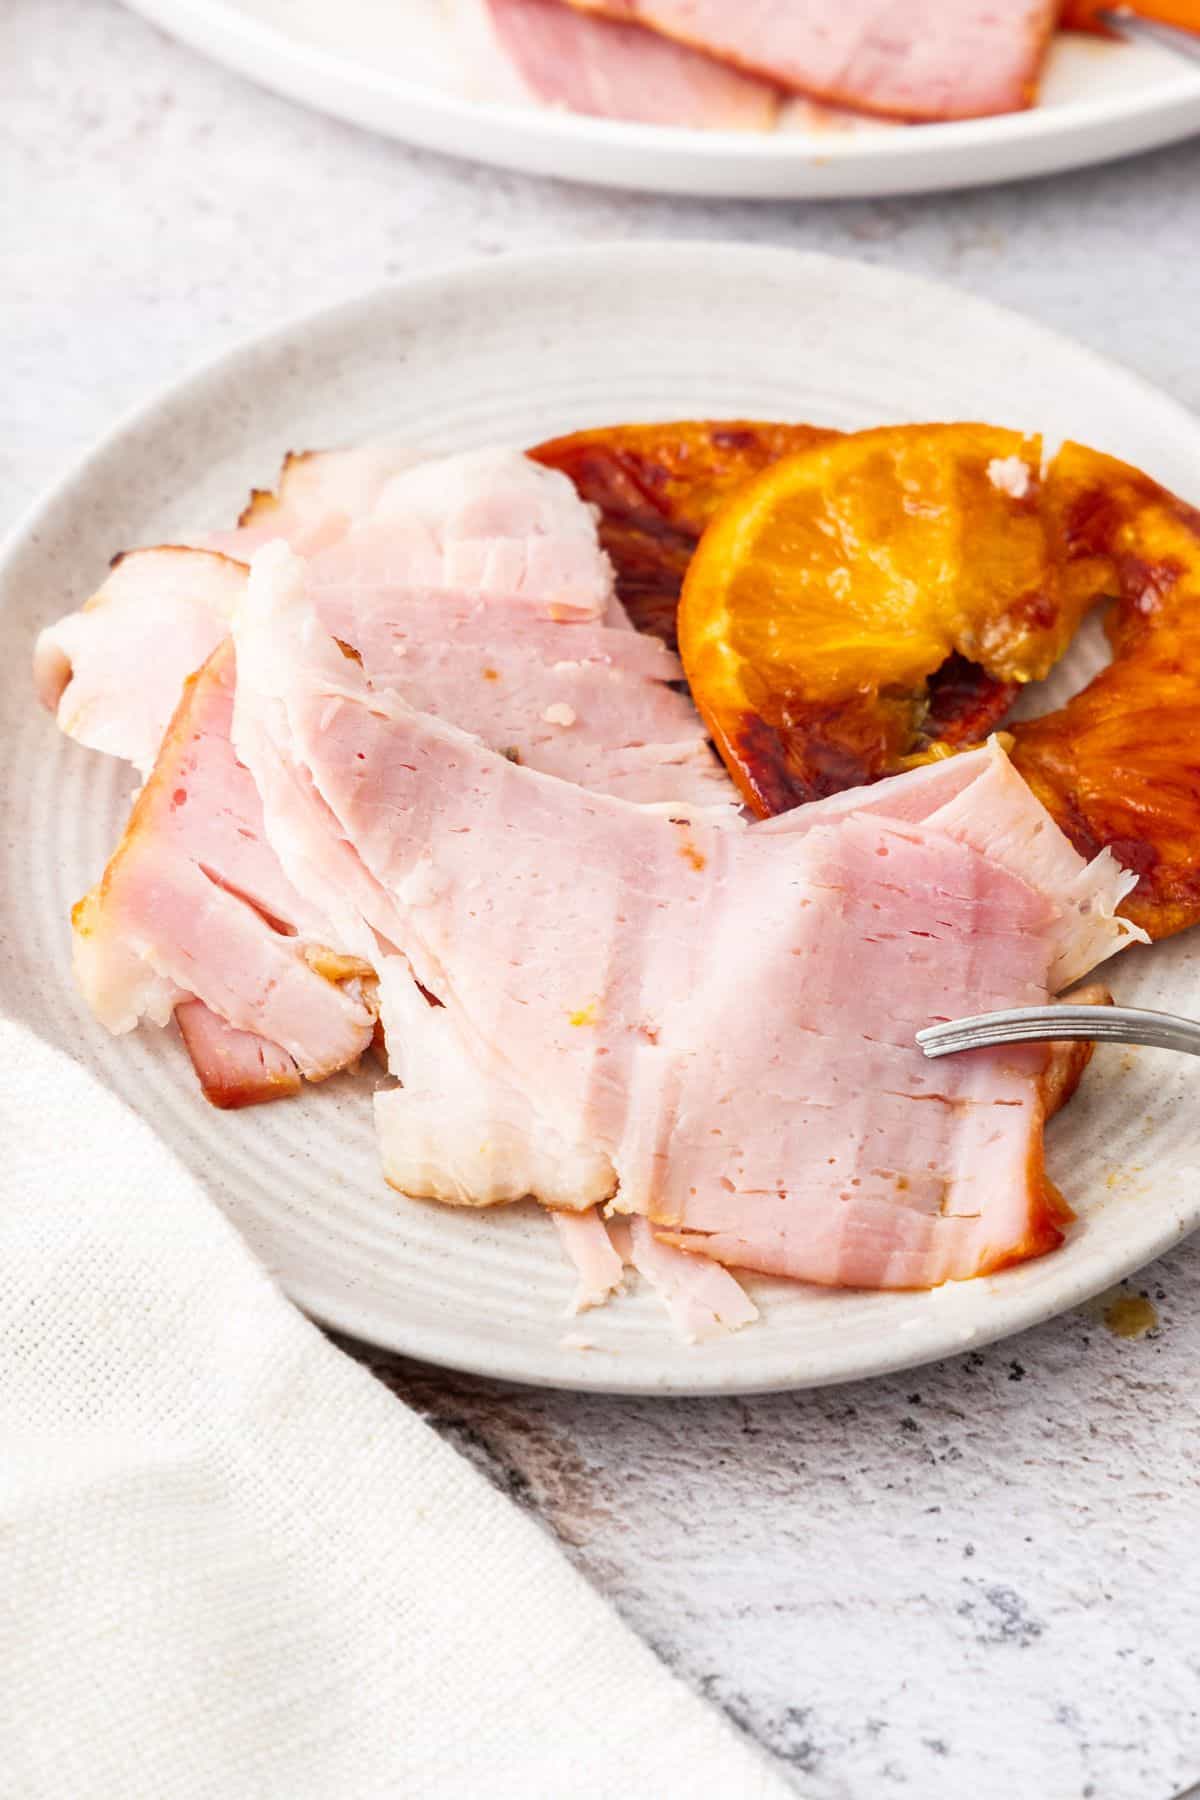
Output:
[4, 244, 1199, 1393]
[123, 0, 1200, 197]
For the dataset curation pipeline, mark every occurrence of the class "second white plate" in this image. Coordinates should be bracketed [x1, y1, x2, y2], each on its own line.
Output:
[3, 244, 1199, 1392]
[123, 0, 1200, 197]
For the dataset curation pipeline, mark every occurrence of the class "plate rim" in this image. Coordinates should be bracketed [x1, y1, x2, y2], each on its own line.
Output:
[6, 241, 1200, 1394]
[121, 0, 1200, 197]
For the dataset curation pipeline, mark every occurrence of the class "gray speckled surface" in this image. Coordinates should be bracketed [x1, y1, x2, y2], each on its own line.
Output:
[5, 3, 1200, 1795]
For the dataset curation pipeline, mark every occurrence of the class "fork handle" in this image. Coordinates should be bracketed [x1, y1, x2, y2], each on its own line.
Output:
[916, 1004, 1200, 1059]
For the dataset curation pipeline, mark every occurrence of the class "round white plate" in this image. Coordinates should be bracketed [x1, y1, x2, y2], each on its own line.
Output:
[123, 0, 1200, 197]
[3, 244, 1198, 1392]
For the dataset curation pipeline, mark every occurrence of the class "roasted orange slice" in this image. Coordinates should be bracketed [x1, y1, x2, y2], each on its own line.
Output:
[676, 423, 1200, 940]
[677, 423, 1097, 812]
[1009, 443, 1200, 940]
[530, 419, 838, 647]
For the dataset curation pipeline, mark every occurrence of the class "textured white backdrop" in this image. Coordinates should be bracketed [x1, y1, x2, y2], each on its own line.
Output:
[4, 4, 1200, 1795]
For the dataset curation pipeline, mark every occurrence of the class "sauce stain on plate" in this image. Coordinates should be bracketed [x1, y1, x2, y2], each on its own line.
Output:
[1103, 1292, 1160, 1339]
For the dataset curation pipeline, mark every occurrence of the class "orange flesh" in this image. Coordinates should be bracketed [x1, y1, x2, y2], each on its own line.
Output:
[676, 424, 1093, 811]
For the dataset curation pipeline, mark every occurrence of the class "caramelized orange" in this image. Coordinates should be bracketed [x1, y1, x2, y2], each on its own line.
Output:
[672, 423, 1200, 941]
[1010, 443, 1200, 940]
[676, 424, 1094, 812]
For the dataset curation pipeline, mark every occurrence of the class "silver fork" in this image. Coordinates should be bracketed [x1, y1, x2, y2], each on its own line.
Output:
[1095, 8, 1200, 63]
[916, 1003, 1200, 1060]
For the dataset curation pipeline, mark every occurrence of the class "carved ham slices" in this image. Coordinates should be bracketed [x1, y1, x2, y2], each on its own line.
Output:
[413, 0, 1086, 130]
[49, 448, 735, 1107]
[318, 0, 1123, 134]
[228, 540, 1137, 1291]
[567, 0, 1061, 121]
[37, 433, 1150, 1330]
[71, 639, 378, 1086]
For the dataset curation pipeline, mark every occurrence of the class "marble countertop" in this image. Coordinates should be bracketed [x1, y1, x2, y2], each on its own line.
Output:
[5, 4, 1200, 1795]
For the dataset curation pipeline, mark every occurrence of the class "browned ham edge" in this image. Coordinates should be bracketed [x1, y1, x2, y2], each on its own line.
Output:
[175, 1001, 302, 1109]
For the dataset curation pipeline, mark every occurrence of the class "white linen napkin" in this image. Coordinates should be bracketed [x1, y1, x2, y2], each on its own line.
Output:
[0, 1019, 789, 1799]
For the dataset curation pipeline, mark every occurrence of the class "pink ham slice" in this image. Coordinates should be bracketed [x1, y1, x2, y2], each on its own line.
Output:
[306, 0, 779, 129]
[202, 446, 426, 561]
[35, 539, 347, 1105]
[33, 548, 243, 774]
[274, 450, 735, 816]
[553, 1208, 626, 1312]
[555, 1208, 757, 1339]
[73, 641, 377, 1083]
[756, 744, 1142, 991]
[479, 0, 779, 128]
[305, 447, 627, 624]
[40, 450, 734, 818]
[209, 445, 623, 621]
[620, 1216, 758, 1341]
[569, 0, 1060, 121]
[175, 999, 302, 1109]
[313, 587, 733, 812]
[232, 546, 1140, 1290]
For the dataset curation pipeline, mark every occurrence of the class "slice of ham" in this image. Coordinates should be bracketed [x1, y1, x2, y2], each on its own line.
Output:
[476, 0, 779, 128]
[209, 444, 623, 621]
[759, 741, 1146, 991]
[175, 999, 301, 1109]
[281, 451, 733, 817]
[555, 1208, 757, 1338]
[315, 587, 734, 813]
[309, 447, 624, 622]
[553, 1208, 626, 1312]
[40, 449, 734, 817]
[35, 450, 421, 775]
[569, 0, 1060, 121]
[73, 641, 377, 1081]
[203, 446, 426, 560]
[620, 1216, 759, 1341]
[232, 546, 1139, 1291]
[33, 548, 243, 774]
